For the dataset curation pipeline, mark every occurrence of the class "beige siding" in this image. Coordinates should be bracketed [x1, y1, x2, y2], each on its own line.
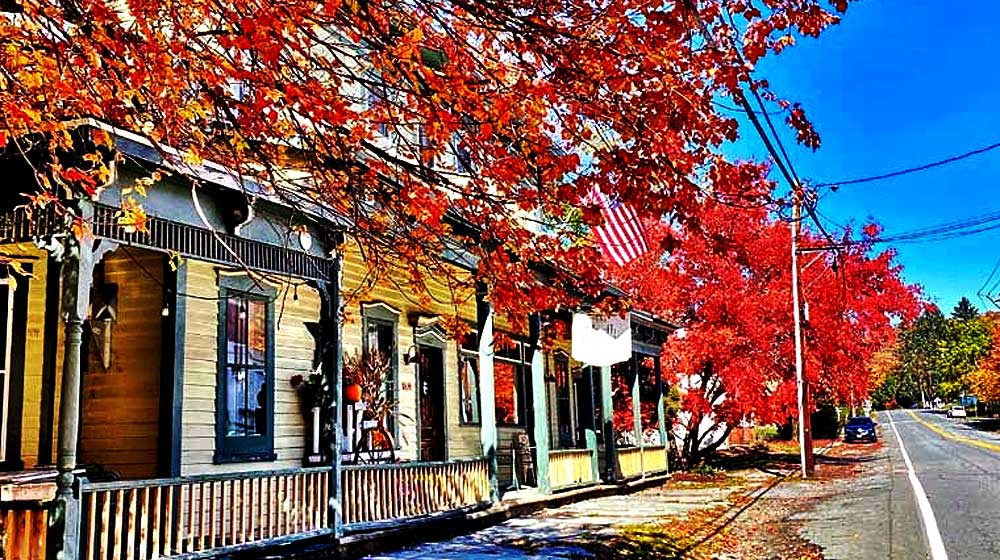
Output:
[79, 250, 162, 479]
[340, 241, 478, 462]
[179, 260, 319, 476]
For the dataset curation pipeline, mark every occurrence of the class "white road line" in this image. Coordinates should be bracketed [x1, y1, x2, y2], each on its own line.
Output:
[888, 411, 949, 560]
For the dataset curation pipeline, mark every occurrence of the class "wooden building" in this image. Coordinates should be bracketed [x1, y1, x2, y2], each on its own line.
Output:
[0, 121, 673, 560]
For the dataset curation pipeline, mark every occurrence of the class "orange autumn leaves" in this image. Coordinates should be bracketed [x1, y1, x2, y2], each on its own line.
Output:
[969, 319, 1000, 403]
[610, 179, 921, 428]
[1, 0, 856, 321]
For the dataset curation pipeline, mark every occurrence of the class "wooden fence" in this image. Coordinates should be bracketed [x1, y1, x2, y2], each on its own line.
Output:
[548, 449, 596, 489]
[79, 467, 331, 560]
[341, 459, 490, 528]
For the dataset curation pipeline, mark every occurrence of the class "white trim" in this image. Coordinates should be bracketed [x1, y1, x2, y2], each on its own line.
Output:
[887, 412, 949, 560]
[0, 282, 13, 463]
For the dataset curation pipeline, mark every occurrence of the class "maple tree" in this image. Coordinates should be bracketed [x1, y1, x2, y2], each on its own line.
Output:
[968, 320, 1000, 405]
[0, 0, 856, 318]
[612, 175, 920, 466]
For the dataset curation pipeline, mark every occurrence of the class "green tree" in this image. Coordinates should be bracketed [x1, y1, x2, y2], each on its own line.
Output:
[952, 297, 980, 321]
[935, 315, 993, 399]
[894, 308, 946, 405]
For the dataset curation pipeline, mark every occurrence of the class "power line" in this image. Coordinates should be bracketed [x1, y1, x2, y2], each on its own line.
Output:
[816, 140, 1000, 188]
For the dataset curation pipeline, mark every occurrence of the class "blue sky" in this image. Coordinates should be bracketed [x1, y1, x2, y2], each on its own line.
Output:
[727, 0, 1000, 313]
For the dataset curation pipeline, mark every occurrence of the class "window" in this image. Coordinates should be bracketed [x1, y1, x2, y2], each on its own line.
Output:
[552, 352, 573, 448]
[494, 338, 529, 427]
[215, 277, 275, 463]
[365, 76, 390, 137]
[637, 353, 663, 445]
[458, 332, 481, 425]
[362, 303, 399, 441]
[453, 134, 473, 173]
[419, 125, 437, 168]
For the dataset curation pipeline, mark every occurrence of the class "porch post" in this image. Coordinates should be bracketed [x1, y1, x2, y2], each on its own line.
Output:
[582, 367, 600, 484]
[321, 251, 344, 537]
[476, 283, 499, 501]
[528, 314, 550, 494]
[656, 361, 669, 469]
[598, 365, 617, 482]
[631, 356, 643, 475]
[50, 215, 100, 559]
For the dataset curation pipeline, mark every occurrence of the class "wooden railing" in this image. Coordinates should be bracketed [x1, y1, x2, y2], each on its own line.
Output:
[80, 467, 331, 560]
[643, 446, 669, 473]
[341, 459, 490, 528]
[2, 506, 48, 560]
[548, 449, 596, 489]
[617, 447, 644, 479]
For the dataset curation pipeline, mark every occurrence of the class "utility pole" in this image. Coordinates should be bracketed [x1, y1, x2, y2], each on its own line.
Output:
[791, 187, 815, 477]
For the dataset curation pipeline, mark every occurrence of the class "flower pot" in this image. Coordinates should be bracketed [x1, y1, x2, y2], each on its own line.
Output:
[345, 383, 363, 403]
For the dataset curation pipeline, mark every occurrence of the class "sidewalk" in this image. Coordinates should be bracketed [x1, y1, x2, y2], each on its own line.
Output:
[344, 438, 922, 559]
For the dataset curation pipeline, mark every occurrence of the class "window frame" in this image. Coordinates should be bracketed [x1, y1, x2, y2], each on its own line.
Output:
[494, 335, 529, 428]
[214, 275, 277, 464]
[457, 331, 481, 426]
[361, 302, 401, 448]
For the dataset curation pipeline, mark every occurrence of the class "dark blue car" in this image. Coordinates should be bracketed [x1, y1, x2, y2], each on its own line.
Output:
[844, 416, 877, 443]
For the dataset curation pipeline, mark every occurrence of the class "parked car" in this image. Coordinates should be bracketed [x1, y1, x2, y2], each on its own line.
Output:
[947, 405, 967, 418]
[844, 416, 877, 443]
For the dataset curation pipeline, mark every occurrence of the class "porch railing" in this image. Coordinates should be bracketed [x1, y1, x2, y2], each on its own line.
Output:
[548, 449, 597, 490]
[617, 446, 669, 480]
[341, 458, 490, 529]
[617, 447, 644, 479]
[79, 467, 331, 560]
[643, 445, 669, 474]
[3, 505, 48, 559]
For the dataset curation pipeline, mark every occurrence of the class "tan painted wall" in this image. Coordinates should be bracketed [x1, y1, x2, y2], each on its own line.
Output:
[340, 241, 478, 462]
[79, 250, 162, 479]
[179, 259, 319, 475]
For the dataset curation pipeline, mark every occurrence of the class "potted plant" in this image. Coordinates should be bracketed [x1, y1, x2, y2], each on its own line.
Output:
[342, 350, 405, 463]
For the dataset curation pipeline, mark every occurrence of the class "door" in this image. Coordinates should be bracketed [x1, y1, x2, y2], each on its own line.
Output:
[418, 345, 446, 461]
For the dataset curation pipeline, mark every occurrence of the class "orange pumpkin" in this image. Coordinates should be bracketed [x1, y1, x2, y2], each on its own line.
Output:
[345, 383, 363, 403]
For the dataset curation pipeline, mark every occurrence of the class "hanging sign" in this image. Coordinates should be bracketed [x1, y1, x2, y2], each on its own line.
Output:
[571, 312, 632, 367]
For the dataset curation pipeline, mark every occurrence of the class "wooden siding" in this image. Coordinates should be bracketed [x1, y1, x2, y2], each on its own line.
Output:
[339, 242, 477, 462]
[180, 260, 319, 475]
[4, 243, 51, 469]
[79, 250, 163, 479]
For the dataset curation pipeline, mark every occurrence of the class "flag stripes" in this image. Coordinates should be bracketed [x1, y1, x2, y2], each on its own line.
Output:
[586, 188, 649, 266]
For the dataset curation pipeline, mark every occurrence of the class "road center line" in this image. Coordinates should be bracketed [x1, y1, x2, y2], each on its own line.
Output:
[906, 410, 1000, 452]
[888, 412, 949, 560]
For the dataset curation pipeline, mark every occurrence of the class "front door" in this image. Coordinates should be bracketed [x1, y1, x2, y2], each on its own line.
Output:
[418, 345, 446, 461]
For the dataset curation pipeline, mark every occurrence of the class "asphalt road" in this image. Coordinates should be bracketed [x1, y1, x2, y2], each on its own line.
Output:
[886, 408, 1000, 559]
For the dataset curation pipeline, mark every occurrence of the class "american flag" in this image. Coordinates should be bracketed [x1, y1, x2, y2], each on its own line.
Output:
[585, 187, 649, 266]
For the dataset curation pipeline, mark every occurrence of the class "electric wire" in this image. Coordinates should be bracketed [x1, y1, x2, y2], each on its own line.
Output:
[816, 140, 1000, 189]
